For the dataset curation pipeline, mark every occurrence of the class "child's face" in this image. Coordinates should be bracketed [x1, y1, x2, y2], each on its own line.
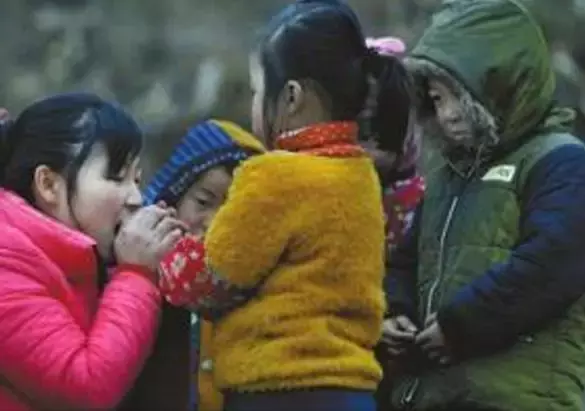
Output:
[428, 79, 473, 146]
[176, 166, 233, 238]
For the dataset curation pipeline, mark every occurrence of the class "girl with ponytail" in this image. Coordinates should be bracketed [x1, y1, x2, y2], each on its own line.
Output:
[159, 2, 414, 410]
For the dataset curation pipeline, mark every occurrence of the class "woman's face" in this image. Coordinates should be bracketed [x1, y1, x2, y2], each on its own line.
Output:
[176, 166, 233, 238]
[69, 144, 143, 260]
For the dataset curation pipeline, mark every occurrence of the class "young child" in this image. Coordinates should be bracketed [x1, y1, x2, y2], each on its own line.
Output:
[361, 37, 426, 398]
[364, 36, 425, 251]
[141, 119, 264, 411]
[382, 1, 585, 410]
[160, 1, 414, 410]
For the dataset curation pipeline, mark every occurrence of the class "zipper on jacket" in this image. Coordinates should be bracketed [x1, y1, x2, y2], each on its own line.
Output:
[425, 197, 459, 318]
[400, 377, 420, 407]
[400, 196, 460, 408]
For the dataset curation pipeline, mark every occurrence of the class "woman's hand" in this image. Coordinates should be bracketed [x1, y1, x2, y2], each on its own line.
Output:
[114, 204, 186, 275]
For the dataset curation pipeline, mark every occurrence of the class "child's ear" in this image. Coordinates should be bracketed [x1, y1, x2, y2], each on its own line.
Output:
[284, 80, 304, 116]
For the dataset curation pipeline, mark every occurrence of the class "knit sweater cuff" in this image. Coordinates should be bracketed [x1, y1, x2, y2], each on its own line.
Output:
[159, 236, 253, 318]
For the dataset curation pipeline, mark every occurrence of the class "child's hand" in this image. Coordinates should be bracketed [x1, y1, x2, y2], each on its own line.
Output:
[415, 313, 451, 365]
[381, 315, 418, 356]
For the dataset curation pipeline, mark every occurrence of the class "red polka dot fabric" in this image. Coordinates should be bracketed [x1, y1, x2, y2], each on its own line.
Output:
[159, 236, 214, 307]
[275, 121, 366, 158]
[383, 174, 425, 252]
[159, 236, 247, 314]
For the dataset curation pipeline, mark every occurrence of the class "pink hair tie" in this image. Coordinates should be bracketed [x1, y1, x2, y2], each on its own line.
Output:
[365, 36, 406, 56]
[365, 36, 420, 171]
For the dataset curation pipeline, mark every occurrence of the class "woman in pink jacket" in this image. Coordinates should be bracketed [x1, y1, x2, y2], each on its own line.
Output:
[0, 93, 183, 410]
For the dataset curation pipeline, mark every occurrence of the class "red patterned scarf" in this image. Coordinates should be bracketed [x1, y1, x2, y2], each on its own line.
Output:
[383, 174, 425, 251]
[275, 121, 366, 158]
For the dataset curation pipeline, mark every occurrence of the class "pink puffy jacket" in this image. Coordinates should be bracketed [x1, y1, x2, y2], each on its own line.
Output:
[0, 189, 161, 410]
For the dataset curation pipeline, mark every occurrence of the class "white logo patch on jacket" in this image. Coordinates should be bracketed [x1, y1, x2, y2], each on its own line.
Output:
[481, 165, 516, 183]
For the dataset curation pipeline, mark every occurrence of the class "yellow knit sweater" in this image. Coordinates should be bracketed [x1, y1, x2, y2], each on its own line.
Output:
[205, 151, 386, 392]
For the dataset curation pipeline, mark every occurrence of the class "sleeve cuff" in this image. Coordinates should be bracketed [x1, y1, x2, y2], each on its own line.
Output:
[111, 264, 161, 300]
[159, 236, 255, 318]
[437, 304, 475, 359]
[113, 263, 154, 278]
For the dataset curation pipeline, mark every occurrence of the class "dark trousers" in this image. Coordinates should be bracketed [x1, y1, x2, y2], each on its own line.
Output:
[225, 389, 376, 411]
[119, 305, 192, 411]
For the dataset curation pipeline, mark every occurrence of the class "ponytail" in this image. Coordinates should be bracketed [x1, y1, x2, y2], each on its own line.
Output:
[358, 47, 414, 157]
[256, 0, 414, 157]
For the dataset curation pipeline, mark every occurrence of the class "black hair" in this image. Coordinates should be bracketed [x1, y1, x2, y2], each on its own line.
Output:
[256, 0, 413, 154]
[0, 92, 142, 205]
[220, 147, 262, 176]
[163, 147, 260, 208]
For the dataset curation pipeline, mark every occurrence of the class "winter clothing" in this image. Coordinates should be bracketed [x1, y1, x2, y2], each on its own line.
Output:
[365, 36, 425, 252]
[196, 320, 224, 411]
[0, 189, 161, 410]
[119, 305, 192, 411]
[160, 121, 386, 397]
[130, 120, 264, 411]
[383, 172, 424, 251]
[144, 119, 265, 207]
[381, 1, 585, 410]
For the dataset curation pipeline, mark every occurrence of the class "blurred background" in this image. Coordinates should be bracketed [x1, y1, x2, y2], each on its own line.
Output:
[1, 0, 583, 175]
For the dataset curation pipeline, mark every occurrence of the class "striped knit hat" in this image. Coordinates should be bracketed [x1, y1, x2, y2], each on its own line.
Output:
[143, 119, 265, 206]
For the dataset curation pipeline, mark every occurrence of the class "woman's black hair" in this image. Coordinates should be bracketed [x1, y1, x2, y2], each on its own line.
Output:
[0, 92, 142, 205]
[255, 0, 413, 154]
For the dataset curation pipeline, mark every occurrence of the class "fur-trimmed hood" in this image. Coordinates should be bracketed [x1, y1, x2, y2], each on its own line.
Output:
[406, 0, 574, 176]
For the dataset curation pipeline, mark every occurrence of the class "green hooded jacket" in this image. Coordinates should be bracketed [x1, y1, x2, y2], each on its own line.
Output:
[382, 1, 585, 410]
